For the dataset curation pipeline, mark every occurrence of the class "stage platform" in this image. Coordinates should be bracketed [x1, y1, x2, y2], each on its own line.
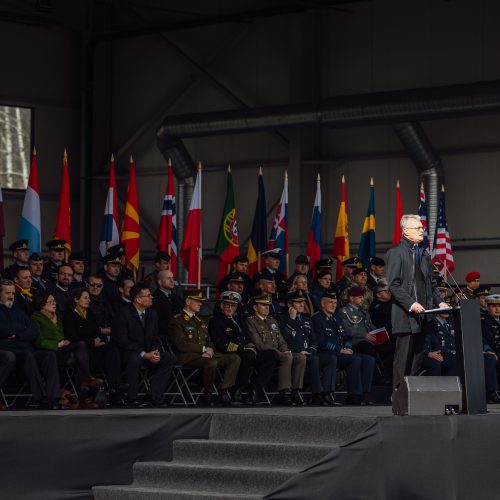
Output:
[2, 405, 500, 500]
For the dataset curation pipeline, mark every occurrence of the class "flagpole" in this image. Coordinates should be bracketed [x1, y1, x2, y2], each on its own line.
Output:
[197, 247, 201, 290]
[285, 170, 289, 277]
[198, 161, 202, 290]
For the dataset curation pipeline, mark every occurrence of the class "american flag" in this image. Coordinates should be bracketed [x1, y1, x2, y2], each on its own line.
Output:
[418, 182, 430, 251]
[432, 185, 454, 275]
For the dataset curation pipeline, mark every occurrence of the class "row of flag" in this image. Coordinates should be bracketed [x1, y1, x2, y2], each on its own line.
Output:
[5, 149, 455, 282]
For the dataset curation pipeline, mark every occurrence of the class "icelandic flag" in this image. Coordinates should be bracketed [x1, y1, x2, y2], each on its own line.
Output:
[418, 182, 430, 251]
[98, 155, 120, 261]
[17, 148, 41, 253]
[156, 160, 178, 277]
[306, 174, 322, 278]
[268, 171, 288, 275]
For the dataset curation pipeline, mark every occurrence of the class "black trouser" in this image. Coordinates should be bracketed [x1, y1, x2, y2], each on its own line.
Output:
[0, 350, 15, 387]
[13, 349, 60, 402]
[88, 343, 122, 389]
[392, 332, 426, 390]
[355, 339, 396, 380]
[422, 353, 458, 376]
[236, 349, 279, 389]
[56, 341, 91, 383]
[123, 351, 176, 400]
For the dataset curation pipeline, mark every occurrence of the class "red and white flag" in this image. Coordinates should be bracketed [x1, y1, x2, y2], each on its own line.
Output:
[180, 165, 202, 285]
[432, 185, 454, 275]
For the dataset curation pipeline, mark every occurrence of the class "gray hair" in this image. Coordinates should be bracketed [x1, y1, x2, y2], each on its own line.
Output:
[400, 214, 421, 231]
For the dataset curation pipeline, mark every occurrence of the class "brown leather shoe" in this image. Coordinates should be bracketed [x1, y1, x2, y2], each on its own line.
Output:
[80, 376, 104, 390]
[79, 397, 98, 409]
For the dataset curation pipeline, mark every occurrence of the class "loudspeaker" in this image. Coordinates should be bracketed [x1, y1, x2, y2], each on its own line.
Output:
[395, 376, 462, 415]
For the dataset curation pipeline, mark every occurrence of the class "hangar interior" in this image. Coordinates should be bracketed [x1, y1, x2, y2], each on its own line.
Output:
[1, 0, 500, 284]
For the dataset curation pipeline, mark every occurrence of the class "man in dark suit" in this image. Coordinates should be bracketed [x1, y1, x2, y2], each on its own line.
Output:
[111, 282, 176, 407]
[386, 214, 447, 415]
[152, 270, 183, 338]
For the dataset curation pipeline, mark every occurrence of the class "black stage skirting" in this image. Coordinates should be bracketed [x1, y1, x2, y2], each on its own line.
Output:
[2, 410, 500, 500]
[267, 413, 500, 500]
[0, 411, 211, 500]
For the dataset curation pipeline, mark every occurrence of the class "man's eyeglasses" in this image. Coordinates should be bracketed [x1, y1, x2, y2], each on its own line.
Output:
[88, 283, 103, 288]
[407, 226, 425, 232]
[138, 293, 153, 299]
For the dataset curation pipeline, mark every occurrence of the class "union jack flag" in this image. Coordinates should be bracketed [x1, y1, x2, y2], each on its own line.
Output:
[156, 161, 178, 277]
[418, 182, 430, 251]
[432, 185, 454, 275]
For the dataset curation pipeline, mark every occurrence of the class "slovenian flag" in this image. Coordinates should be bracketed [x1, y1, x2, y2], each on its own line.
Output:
[18, 148, 41, 253]
[306, 173, 322, 278]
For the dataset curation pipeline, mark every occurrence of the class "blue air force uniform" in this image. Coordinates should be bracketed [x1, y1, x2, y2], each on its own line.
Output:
[422, 317, 458, 376]
[481, 311, 500, 393]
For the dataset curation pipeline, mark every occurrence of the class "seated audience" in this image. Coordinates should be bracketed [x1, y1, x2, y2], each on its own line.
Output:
[311, 269, 334, 311]
[481, 294, 500, 403]
[47, 264, 74, 316]
[143, 251, 171, 292]
[42, 239, 67, 282]
[288, 273, 316, 316]
[152, 270, 183, 337]
[28, 252, 48, 294]
[13, 268, 37, 316]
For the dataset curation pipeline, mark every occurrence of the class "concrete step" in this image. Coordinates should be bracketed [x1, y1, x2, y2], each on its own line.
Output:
[93, 485, 262, 500]
[209, 413, 374, 445]
[173, 439, 332, 469]
[132, 461, 298, 495]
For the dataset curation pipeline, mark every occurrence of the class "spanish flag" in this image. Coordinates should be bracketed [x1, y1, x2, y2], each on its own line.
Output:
[332, 175, 349, 281]
[121, 156, 140, 275]
[247, 168, 267, 277]
[358, 178, 376, 269]
[53, 149, 71, 256]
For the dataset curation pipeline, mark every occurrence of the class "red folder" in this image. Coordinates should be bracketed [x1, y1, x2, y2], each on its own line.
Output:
[370, 327, 390, 345]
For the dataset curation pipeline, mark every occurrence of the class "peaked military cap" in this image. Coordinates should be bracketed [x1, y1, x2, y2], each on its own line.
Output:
[475, 287, 491, 297]
[103, 254, 122, 265]
[220, 291, 242, 304]
[321, 291, 337, 300]
[485, 294, 500, 304]
[285, 290, 306, 302]
[342, 257, 359, 267]
[46, 239, 66, 250]
[314, 258, 333, 271]
[107, 244, 126, 256]
[155, 251, 171, 262]
[262, 248, 282, 259]
[9, 239, 29, 252]
[250, 294, 272, 306]
[28, 252, 43, 262]
[228, 272, 246, 283]
[352, 267, 368, 276]
[184, 289, 206, 302]
[370, 257, 385, 266]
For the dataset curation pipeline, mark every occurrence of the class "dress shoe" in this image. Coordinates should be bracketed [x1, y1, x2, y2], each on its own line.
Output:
[128, 398, 153, 409]
[310, 393, 328, 406]
[344, 394, 362, 406]
[217, 389, 233, 406]
[80, 376, 104, 390]
[291, 389, 306, 406]
[107, 389, 129, 408]
[144, 395, 168, 408]
[197, 392, 216, 407]
[275, 390, 294, 406]
[360, 393, 375, 406]
[232, 388, 243, 405]
[487, 391, 500, 404]
[323, 392, 342, 407]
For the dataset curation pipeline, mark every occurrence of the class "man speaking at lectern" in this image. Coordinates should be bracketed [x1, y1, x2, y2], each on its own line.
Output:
[386, 214, 448, 415]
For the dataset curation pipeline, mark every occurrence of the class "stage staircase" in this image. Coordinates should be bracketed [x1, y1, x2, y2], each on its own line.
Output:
[92, 413, 374, 500]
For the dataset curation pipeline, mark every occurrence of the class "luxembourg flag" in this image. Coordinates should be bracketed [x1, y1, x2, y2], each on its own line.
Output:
[98, 155, 120, 261]
[268, 171, 288, 275]
[180, 163, 202, 285]
[306, 173, 322, 278]
[17, 148, 41, 253]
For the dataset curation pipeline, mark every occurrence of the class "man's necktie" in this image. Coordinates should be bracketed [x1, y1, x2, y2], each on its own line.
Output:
[139, 312, 145, 326]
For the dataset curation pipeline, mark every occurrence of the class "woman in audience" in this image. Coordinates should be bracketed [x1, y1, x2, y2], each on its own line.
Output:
[311, 270, 335, 310]
[33, 292, 102, 409]
[288, 274, 316, 316]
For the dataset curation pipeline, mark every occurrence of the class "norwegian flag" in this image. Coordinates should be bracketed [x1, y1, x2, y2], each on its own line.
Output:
[432, 185, 454, 275]
[418, 182, 430, 251]
[156, 160, 178, 277]
[268, 171, 288, 275]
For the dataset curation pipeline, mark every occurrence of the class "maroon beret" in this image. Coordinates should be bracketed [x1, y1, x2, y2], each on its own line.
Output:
[465, 271, 480, 282]
[348, 286, 365, 297]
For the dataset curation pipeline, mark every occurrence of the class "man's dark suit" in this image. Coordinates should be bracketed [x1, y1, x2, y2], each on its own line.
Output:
[111, 303, 175, 401]
[386, 237, 442, 412]
[152, 288, 183, 337]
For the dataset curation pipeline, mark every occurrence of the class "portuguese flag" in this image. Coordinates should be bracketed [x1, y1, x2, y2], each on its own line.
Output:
[215, 165, 240, 283]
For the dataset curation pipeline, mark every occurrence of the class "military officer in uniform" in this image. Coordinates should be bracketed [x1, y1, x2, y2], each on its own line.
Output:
[4, 240, 30, 279]
[335, 256, 360, 295]
[340, 267, 373, 307]
[102, 254, 124, 315]
[168, 290, 241, 405]
[278, 290, 336, 405]
[367, 257, 385, 290]
[143, 250, 171, 292]
[311, 269, 335, 311]
[218, 255, 252, 297]
[475, 287, 491, 318]
[252, 249, 287, 300]
[42, 239, 67, 282]
[313, 291, 374, 405]
[246, 294, 305, 406]
[463, 271, 481, 299]
[209, 291, 278, 404]
[106, 244, 134, 281]
[253, 269, 282, 317]
[422, 308, 458, 376]
[28, 253, 48, 294]
[481, 294, 500, 403]
[286, 254, 312, 289]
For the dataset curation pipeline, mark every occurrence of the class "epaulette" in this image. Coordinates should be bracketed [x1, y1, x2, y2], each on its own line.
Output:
[172, 313, 182, 319]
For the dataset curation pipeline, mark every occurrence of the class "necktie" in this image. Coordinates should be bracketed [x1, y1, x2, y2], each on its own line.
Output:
[413, 245, 421, 264]
[139, 312, 145, 326]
